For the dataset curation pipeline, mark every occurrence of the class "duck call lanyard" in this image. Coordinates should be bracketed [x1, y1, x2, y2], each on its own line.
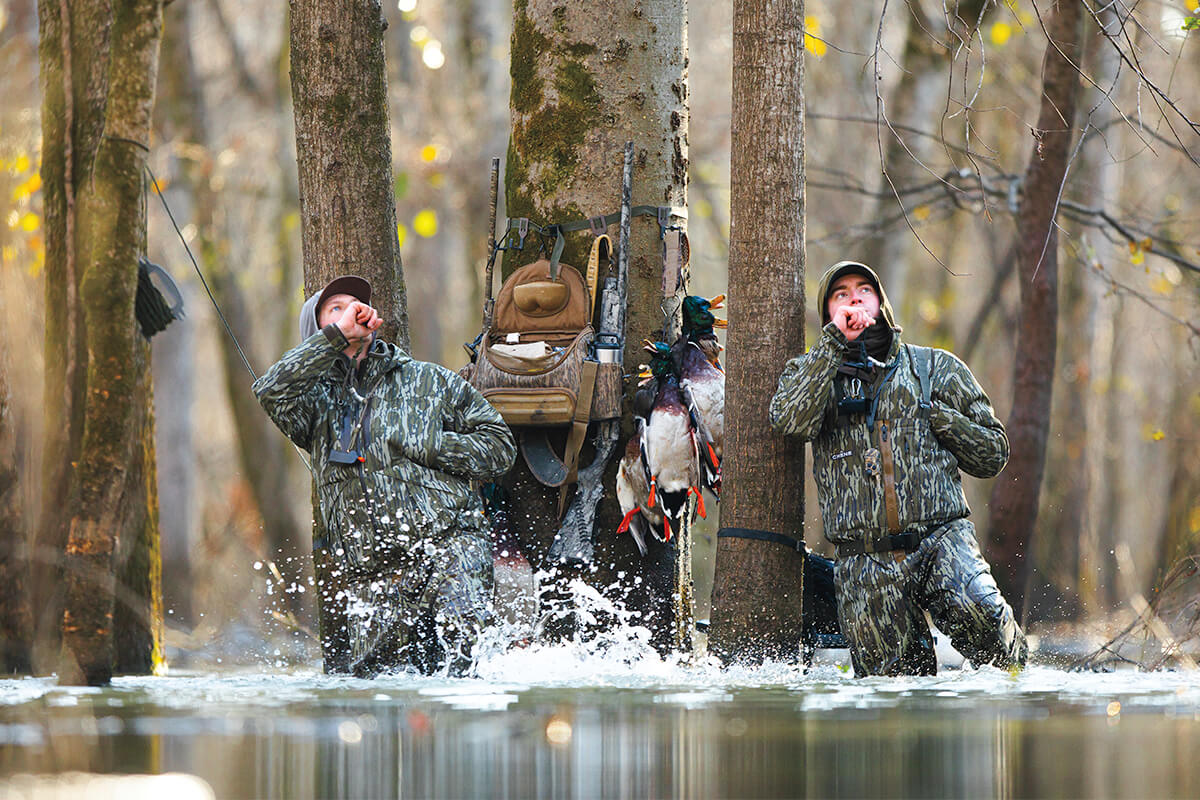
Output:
[836, 357, 899, 477]
[329, 352, 383, 465]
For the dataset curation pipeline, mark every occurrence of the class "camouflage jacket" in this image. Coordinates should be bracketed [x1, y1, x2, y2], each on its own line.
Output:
[253, 326, 516, 576]
[769, 323, 1008, 545]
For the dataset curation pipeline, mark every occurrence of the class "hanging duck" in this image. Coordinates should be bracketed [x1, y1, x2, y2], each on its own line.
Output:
[673, 294, 726, 495]
[616, 340, 706, 555]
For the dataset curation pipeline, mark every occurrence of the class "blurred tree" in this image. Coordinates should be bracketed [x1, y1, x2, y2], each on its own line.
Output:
[0, 342, 33, 673]
[36, 0, 166, 685]
[1038, 5, 1122, 621]
[290, 0, 410, 669]
[501, 0, 690, 652]
[156, 0, 308, 622]
[987, 0, 1084, 620]
[707, 0, 806, 663]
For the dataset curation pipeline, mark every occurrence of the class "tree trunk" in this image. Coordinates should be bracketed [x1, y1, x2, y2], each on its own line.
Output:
[502, 0, 690, 653]
[289, 0, 409, 349]
[0, 345, 33, 673]
[987, 0, 1083, 620]
[38, 0, 166, 685]
[290, 0, 411, 668]
[707, 0, 806, 663]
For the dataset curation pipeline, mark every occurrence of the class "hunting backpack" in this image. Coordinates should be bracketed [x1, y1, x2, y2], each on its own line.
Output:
[466, 239, 622, 488]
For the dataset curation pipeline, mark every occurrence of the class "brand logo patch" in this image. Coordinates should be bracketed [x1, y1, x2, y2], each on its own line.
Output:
[832, 450, 852, 461]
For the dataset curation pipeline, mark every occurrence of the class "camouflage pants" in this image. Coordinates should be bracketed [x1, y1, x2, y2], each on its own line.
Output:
[834, 518, 1027, 676]
[316, 533, 493, 678]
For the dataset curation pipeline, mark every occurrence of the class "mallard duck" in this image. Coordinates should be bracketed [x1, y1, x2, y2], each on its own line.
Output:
[616, 341, 706, 555]
[674, 294, 726, 494]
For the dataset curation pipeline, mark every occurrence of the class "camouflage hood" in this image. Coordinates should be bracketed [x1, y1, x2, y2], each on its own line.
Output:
[816, 261, 899, 331]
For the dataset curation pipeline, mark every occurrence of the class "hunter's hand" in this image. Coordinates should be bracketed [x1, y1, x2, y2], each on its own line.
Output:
[336, 301, 382, 344]
[834, 306, 876, 342]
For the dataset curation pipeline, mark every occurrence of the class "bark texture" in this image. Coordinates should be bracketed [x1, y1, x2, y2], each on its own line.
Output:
[987, 0, 1083, 619]
[38, 0, 166, 685]
[289, 0, 409, 349]
[502, 0, 690, 652]
[707, 0, 807, 662]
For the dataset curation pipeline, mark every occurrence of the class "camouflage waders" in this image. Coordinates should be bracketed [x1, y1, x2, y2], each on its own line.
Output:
[835, 518, 1027, 675]
[254, 326, 516, 677]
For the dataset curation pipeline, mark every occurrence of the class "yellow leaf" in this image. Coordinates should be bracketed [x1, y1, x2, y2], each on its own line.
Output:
[1151, 275, 1173, 295]
[11, 173, 41, 202]
[429, 172, 445, 188]
[913, 204, 931, 221]
[14, 153, 30, 173]
[1189, 0, 1199, 12]
[413, 209, 437, 238]
[990, 22, 1013, 46]
[1141, 237, 1152, 251]
[1151, 429, 1165, 441]
[804, 16, 827, 57]
[20, 213, 38, 232]
[1, 245, 14, 262]
[420, 144, 438, 163]
[1189, 504, 1200, 535]
[396, 222, 408, 249]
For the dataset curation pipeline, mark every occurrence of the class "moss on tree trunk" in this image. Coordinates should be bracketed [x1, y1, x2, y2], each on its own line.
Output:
[503, 0, 692, 653]
[40, 0, 166, 685]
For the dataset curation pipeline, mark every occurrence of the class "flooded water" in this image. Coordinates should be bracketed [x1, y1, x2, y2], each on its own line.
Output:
[3, 640, 1200, 799]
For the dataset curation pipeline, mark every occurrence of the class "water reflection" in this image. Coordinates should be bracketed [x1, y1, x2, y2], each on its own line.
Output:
[2, 668, 1200, 799]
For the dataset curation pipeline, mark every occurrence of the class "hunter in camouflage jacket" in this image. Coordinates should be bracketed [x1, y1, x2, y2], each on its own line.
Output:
[254, 312, 516, 677]
[770, 261, 1026, 676]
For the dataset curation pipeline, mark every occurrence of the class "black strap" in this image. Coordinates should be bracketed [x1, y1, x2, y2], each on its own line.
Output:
[718, 527, 804, 553]
[835, 529, 928, 558]
[503, 206, 687, 275]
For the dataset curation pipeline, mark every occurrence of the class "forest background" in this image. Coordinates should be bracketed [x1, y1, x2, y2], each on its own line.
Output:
[2, 0, 1199, 666]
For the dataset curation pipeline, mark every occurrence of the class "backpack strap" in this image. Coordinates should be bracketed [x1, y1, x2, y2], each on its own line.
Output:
[907, 344, 933, 417]
[558, 359, 600, 515]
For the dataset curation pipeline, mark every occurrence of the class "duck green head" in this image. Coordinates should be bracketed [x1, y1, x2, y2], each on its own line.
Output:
[641, 339, 676, 379]
[681, 294, 727, 340]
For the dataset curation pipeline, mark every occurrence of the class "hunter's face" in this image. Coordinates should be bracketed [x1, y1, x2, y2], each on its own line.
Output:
[317, 293, 358, 328]
[826, 274, 881, 323]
